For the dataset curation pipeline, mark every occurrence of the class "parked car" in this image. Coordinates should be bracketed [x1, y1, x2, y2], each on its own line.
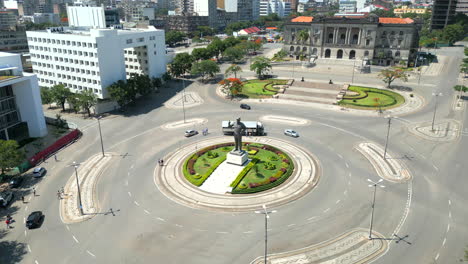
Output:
[9, 177, 23, 188]
[240, 104, 251, 110]
[32, 167, 47, 178]
[284, 129, 299, 138]
[26, 211, 43, 229]
[0, 191, 13, 207]
[184, 130, 198, 137]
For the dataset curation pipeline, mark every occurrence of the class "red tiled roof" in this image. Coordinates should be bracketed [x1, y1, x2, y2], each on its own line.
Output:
[241, 27, 261, 34]
[379, 17, 414, 24]
[266, 27, 277, 30]
[291, 16, 314, 23]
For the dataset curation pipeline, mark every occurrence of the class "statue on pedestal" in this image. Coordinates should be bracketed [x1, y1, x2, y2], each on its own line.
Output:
[233, 118, 246, 152]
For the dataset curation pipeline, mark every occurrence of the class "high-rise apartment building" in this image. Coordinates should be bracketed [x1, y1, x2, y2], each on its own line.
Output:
[0, 10, 17, 31]
[0, 52, 47, 141]
[431, 0, 457, 29]
[456, 0, 468, 15]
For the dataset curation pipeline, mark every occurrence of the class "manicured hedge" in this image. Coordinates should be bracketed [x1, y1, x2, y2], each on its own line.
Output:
[184, 156, 227, 186]
[230, 158, 259, 188]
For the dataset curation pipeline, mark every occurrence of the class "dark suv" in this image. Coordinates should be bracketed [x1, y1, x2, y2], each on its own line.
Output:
[240, 104, 251, 110]
[26, 211, 43, 229]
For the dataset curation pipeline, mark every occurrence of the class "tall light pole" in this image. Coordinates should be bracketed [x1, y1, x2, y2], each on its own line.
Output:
[367, 179, 385, 239]
[71, 161, 84, 215]
[96, 116, 105, 157]
[431, 92, 442, 132]
[255, 205, 277, 264]
[383, 115, 393, 160]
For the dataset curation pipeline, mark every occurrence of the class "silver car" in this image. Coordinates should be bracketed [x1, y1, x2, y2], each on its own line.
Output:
[33, 167, 47, 178]
[184, 130, 198, 137]
[284, 129, 299, 138]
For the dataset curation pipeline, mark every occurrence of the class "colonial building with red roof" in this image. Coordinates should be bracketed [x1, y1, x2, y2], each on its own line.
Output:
[238, 27, 262, 35]
[283, 14, 419, 66]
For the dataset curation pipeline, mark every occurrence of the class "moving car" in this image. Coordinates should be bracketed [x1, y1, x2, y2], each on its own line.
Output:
[9, 177, 23, 188]
[184, 130, 198, 137]
[284, 129, 299, 138]
[26, 211, 43, 229]
[240, 104, 251, 110]
[0, 191, 13, 207]
[32, 167, 47, 178]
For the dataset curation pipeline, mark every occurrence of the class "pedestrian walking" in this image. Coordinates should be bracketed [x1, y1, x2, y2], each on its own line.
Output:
[33, 187, 36, 197]
[5, 219, 10, 229]
[57, 191, 61, 200]
[54, 155, 58, 162]
[21, 196, 24, 203]
[160, 159, 164, 166]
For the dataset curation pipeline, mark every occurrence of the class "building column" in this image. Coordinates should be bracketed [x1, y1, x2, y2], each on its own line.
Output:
[333, 27, 338, 44]
[357, 29, 362, 46]
[346, 28, 351, 45]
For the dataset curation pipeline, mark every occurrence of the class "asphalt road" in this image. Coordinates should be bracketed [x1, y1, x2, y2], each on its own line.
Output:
[1, 45, 467, 264]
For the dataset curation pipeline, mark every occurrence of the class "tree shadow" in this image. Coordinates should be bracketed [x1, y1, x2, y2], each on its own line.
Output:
[389, 85, 413, 92]
[0, 228, 28, 263]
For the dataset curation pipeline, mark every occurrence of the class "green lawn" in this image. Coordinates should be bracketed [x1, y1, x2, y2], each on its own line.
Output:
[193, 147, 232, 175]
[240, 149, 284, 185]
[239, 79, 288, 98]
[339, 86, 405, 110]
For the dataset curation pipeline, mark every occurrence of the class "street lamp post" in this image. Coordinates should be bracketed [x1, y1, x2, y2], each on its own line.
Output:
[71, 161, 84, 215]
[383, 115, 393, 160]
[367, 179, 385, 239]
[96, 116, 105, 157]
[255, 205, 277, 264]
[431, 92, 443, 132]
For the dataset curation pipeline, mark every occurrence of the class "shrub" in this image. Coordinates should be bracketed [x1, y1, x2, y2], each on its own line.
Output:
[248, 149, 258, 155]
[230, 158, 259, 188]
[207, 151, 219, 159]
[410, 93, 414, 97]
[280, 167, 287, 173]
[353, 99, 357, 102]
[269, 177, 277, 183]
[264, 162, 276, 170]
[282, 159, 290, 164]
[273, 170, 283, 178]
[193, 173, 202, 179]
[238, 183, 247, 189]
[269, 155, 279, 161]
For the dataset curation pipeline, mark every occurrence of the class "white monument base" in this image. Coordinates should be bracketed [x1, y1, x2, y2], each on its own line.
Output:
[226, 150, 248, 166]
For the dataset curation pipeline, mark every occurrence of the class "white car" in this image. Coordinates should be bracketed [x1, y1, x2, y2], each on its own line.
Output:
[284, 129, 299, 138]
[184, 130, 198, 137]
[32, 167, 47, 178]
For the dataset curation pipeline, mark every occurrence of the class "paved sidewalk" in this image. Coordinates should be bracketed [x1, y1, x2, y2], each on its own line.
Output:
[251, 228, 387, 264]
[161, 118, 208, 130]
[199, 160, 247, 194]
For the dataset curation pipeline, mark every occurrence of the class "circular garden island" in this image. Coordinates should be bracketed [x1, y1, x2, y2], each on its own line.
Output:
[339, 86, 405, 110]
[221, 78, 289, 99]
[183, 142, 294, 194]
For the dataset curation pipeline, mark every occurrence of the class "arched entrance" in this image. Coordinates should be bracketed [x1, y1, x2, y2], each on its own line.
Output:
[312, 48, 317, 55]
[349, 50, 356, 59]
[325, 49, 331, 58]
[337, 49, 343, 59]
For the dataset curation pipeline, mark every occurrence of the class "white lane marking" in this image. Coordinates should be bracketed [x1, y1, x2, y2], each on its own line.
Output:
[27, 245, 31, 252]
[348, 172, 352, 177]
[216, 231, 228, 234]
[25, 206, 28, 211]
[442, 238, 446, 246]
[324, 208, 330, 213]
[336, 200, 341, 204]
[35, 260, 39, 264]
[28, 196, 32, 201]
[175, 224, 183, 228]
[156, 217, 165, 222]
[243, 231, 253, 234]
[128, 192, 132, 197]
[447, 224, 450, 232]
[337, 154, 343, 159]
[194, 228, 206, 232]
[433, 164, 439, 171]
[23, 217, 25, 224]
[24, 230, 27, 236]
[448, 200, 451, 206]
[72, 235, 79, 243]
[144, 210, 150, 214]
[86, 250, 96, 257]
[435, 253, 440, 260]
[125, 180, 129, 186]
[344, 190, 348, 196]
[420, 154, 427, 160]
[66, 225, 70, 231]
[345, 163, 349, 168]
[130, 164, 134, 169]
[307, 216, 316, 221]
[287, 224, 295, 227]
[449, 211, 452, 218]
[134, 201, 140, 206]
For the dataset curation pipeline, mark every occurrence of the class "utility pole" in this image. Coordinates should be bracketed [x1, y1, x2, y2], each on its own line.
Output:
[383, 115, 393, 159]
[96, 116, 105, 157]
[255, 205, 277, 264]
[351, 59, 356, 84]
[71, 161, 84, 215]
[367, 179, 385, 239]
[431, 92, 442, 132]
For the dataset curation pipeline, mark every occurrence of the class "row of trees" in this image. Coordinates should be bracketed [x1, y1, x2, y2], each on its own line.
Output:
[419, 13, 468, 46]
[41, 85, 97, 116]
[107, 74, 162, 107]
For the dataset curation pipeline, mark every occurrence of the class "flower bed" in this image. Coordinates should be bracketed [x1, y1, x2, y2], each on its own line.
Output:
[339, 86, 405, 110]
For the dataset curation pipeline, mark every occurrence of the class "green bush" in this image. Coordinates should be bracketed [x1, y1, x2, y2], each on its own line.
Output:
[207, 150, 219, 159]
[263, 162, 276, 170]
[184, 156, 226, 186]
[230, 158, 259, 188]
[269, 155, 279, 161]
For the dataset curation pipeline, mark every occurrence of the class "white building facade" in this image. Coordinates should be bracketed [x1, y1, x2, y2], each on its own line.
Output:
[26, 26, 167, 100]
[0, 52, 47, 141]
[67, 6, 107, 28]
[259, 0, 291, 17]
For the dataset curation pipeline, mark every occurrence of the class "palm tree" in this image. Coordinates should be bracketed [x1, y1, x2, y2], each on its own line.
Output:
[225, 64, 243, 79]
[298, 30, 310, 44]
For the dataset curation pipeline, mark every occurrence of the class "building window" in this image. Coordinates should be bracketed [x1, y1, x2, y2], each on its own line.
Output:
[137, 37, 144, 42]
[399, 31, 404, 35]
[126, 39, 133, 44]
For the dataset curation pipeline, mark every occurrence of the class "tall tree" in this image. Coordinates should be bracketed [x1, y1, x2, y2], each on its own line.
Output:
[207, 38, 225, 60]
[107, 80, 129, 107]
[442, 24, 464, 44]
[165, 31, 187, 47]
[223, 47, 246, 62]
[225, 64, 243, 79]
[250, 56, 272, 79]
[191, 48, 213, 61]
[169, 53, 194, 77]
[191, 60, 220, 82]
[151, 77, 162, 92]
[50, 84, 72, 111]
[378, 69, 408, 88]
[40, 87, 53, 107]
[77, 89, 97, 117]
[0, 140, 25, 174]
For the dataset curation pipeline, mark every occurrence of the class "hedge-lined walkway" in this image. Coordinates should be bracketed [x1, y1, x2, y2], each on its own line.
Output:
[154, 136, 319, 212]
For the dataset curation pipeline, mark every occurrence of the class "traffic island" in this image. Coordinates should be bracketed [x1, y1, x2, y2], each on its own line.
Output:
[408, 120, 460, 142]
[356, 142, 411, 183]
[164, 91, 204, 109]
[250, 228, 388, 264]
[154, 137, 319, 212]
[60, 152, 115, 224]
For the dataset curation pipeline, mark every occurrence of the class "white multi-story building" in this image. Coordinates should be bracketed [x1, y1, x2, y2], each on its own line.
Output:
[259, 0, 291, 17]
[339, 1, 357, 13]
[23, 13, 60, 24]
[26, 26, 166, 101]
[67, 6, 107, 28]
[0, 52, 47, 141]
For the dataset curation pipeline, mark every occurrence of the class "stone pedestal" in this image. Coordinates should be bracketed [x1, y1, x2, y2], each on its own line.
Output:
[226, 150, 248, 165]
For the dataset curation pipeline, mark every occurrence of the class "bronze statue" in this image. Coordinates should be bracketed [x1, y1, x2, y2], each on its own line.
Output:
[233, 118, 246, 151]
